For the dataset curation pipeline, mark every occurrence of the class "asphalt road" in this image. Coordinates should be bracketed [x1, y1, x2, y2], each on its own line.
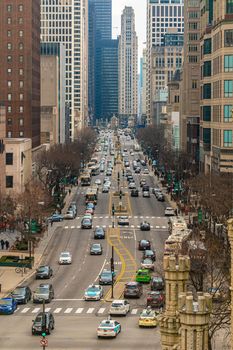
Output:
[0, 132, 169, 349]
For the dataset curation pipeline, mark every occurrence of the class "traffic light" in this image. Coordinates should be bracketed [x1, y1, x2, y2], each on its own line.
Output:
[122, 169, 125, 176]
[41, 313, 47, 336]
[112, 204, 115, 216]
[119, 190, 122, 200]
[117, 172, 120, 183]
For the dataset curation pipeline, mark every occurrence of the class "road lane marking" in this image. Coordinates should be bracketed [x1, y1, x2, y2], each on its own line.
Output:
[131, 225, 134, 228]
[64, 226, 69, 229]
[162, 226, 167, 229]
[131, 309, 138, 314]
[54, 308, 62, 313]
[21, 307, 30, 313]
[32, 308, 40, 314]
[156, 226, 160, 228]
[75, 308, 84, 314]
[98, 308, 105, 314]
[64, 308, 73, 314]
[54, 298, 84, 301]
[71, 226, 75, 229]
[87, 308, 95, 314]
[45, 308, 51, 312]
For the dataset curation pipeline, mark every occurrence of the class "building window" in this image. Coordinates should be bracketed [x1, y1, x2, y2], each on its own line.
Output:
[7, 68, 12, 74]
[7, 131, 12, 138]
[203, 61, 211, 77]
[203, 84, 211, 99]
[224, 55, 233, 72]
[203, 38, 212, 54]
[19, 55, 23, 63]
[19, 68, 23, 75]
[7, 5, 12, 12]
[6, 176, 13, 188]
[19, 43, 23, 50]
[225, 30, 233, 47]
[18, 17, 23, 24]
[5, 153, 13, 165]
[202, 106, 211, 121]
[19, 93, 23, 101]
[192, 80, 198, 89]
[7, 118, 12, 125]
[226, 0, 233, 14]
[19, 30, 23, 37]
[7, 81, 12, 88]
[224, 105, 233, 122]
[19, 118, 24, 126]
[7, 18, 12, 24]
[7, 30, 11, 37]
[7, 55, 12, 63]
[19, 131, 24, 137]
[18, 4, 23, 11]
[19, 106, 23, 113]
[7, 93, 12, 101]
[224, 80, 233, 97]
[224, 130, 232, 147]
[7, 43, 12, 50]
[19, 81, 23, 88]
[7, 106, 12, 113]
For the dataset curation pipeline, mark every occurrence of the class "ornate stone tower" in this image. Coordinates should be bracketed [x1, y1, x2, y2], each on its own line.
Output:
[159, 255, 190, 349]
[178, 292, 212, 350]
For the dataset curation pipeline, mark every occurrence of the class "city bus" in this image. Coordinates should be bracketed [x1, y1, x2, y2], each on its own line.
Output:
[80, 171, 92, 186]
[90, 165, 100, 176]
[85, 188, 98, 204]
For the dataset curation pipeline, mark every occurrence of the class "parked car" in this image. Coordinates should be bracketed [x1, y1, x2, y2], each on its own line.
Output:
[33, 284, 54, 303]
[123, 282, 143, 298]
[48, 214, 63, 222]
[32, 312, 55, 335]
[109, 299, 130, 316]
[94, 227, 105, 239]
[64, 210, 75, 220]
[140, 222, 151, 231]
[146, 291, 165, 308]
[138, 239, 151, 250]
[11, 286, 31, 304]
[36, 265, 53, 279]
[90, 243, 102, 255]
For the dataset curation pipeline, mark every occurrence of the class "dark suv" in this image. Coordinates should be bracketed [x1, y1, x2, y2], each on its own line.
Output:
[124, 282, 143, 298]
[151, 276, 165, 291]
[131, 189, 139, 197]
[32, 312, 55, 335]
[94, 227, 105, 239]
[11, 286, 31, 304]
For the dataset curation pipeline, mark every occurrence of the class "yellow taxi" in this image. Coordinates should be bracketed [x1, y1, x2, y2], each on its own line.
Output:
[138, 307, 158, 327]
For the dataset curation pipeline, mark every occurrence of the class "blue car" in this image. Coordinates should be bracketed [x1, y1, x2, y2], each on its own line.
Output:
[0, 297, 17, 314]
[49, 214, 64, 222]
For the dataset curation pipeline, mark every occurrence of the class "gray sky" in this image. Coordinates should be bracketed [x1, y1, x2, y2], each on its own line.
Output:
[112, 0, 147, 62]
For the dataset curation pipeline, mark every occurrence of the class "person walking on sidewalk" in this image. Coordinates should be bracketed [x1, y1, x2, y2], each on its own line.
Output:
[1, 239, 5, 249]
[5, 240, 9, 250]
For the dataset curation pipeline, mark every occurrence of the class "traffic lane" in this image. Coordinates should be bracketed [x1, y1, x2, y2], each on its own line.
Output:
[130, 192, 166, 217]
[0, 316, 161, 350]
[94, 192, 110, 215]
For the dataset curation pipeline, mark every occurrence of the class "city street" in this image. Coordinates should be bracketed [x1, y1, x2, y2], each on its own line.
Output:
[0, 134, 169, 349]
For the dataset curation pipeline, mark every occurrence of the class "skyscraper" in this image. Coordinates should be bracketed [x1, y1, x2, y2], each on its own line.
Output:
[88, 0, 112, 122]
[146, 0, 184, 125]
[118, 6, 138, 122]
[0, 0, 41, 148]
[41, 0, 88, 140]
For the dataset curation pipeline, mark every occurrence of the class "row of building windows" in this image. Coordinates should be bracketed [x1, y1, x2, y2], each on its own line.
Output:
[202, 105, 233, 123]
[152, 5, 184, 17]
[7, 42, 24, 50]
[7, 93, 24, 101]
[7, 118, 24, 126]
[202, 80, 233, 99]
[7, 81, 24, 89]
[7, 17, 23, 25]
[201, 128, 233, 148]
[7, 4, 24, 12]
[6, 131, 24, 138]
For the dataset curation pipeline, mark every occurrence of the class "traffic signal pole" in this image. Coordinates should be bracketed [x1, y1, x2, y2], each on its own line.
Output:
[111, 245, 114, 299]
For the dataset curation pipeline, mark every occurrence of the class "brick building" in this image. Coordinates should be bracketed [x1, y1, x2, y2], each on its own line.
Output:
[0, 0, 41, 148]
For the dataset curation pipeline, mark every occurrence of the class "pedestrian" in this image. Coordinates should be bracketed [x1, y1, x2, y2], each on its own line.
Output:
[50, 220, 53, 227]
[5, 240, 9, 250]
[1, 239, 5, 250]
[69, 188, 71, 195]
[175, 208, 178, 216]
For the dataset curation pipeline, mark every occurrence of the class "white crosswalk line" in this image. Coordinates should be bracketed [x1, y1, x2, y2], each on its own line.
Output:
[151, 216, 155, 219]
[94, 216, 98, 219]
[145, 216, 149, 219]
[140, 216, 143, 218]
[45, 308, 51, 312]
[98, 308, 105, 314]
[77, 226, 81, 229]
[134, 216, 138, 218]
[54, 308, 62, 314]
[103, 225, 106, 228]
[64, 226, 69, 229]
[156, 226, 160, 228]
[64, 308, 73, 314]
[71, 226, 75, 229]
[21, 307, 30, 313]
[137, 225, 140, 228]
[151, 226, 154, 228]
[131, 225, 134, 228]
[87, 308, 95, 314]
[75, 308, 84, 314]
[99, 216, 103, 219]
[108, 225, 112, 228]
[129, 216, 132, 219]
[162, 226, 167, 229]
[131, 309, 138, 315]
[32, 308, 40, 314]
[105, 216, 109, 219]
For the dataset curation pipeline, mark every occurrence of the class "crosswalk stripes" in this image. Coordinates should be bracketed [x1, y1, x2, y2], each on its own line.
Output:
[64, 308, 73, 314]
[54, 308, 62, 314]
[32, 307, 40, 314]
[45, 308, 51, 312]
[87, 308, 95, 314]
[131, 309, 138, 315]
[98, 308, 105, 314]
[21, 307, 30, 313]
[75, 308, 84, 314]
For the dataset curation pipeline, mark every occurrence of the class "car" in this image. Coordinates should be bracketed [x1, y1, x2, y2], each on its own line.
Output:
[35, 265, 53, 279]
[131, 189, 139, 197]
[69, 202, 77, 215]
[142, 185, 150, 192]
[138, 307, 159, 327]
[95, 179, 101, 185]
[84, 284, 103, 301]
[118, 216, 129, 226]
[123, 282, 143, 298]
[85, 208, 94, 215]
[140, 222, 151, 231]
[105, 181, 111, 188]
[48, 213, 63, 222]
[143, 191, 150, 198]
[140, 179, 146, 187]
[83, 213, 93, 221]
[33, 284, 54, 303]
[90, 243, 102, 255]
[157, 193, 165, 202]
[146, 291, 165, 308]
[128, 182, 136, 189]
[102, 185, 109, 193]
[140, 160, 146, 166]
[11, 285, 32, 304]
[97, 318, 121, 338]
[138, 239, 151, 250]
[104, 177, 110, 183]
[141, 258, 154, 271]
[135, 269, 151, 283]
[134, 167, 141, 173]
[106, 170, 112, 176]
[165, 207, 175, 216]
[59, 251, 72, 264]
[32, 312, 55, 335]
[81, 218, 92, 229]
[142, 168, 149, 175]
[143, 249, 156, 262]
[0, 297, 17, 314]
[64, 210, 75, 220]
[130, 152, 134, 156]
[109, 299, 130, 316]
[99, 270, 115, 285]
[86, 202, 95, 210]
[94, 226, 105, 239]
[152, 188, 161, 196]
[151, 277, 165, 291]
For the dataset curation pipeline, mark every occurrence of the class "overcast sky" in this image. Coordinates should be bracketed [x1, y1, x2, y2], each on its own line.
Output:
[112, 0, 147, 62]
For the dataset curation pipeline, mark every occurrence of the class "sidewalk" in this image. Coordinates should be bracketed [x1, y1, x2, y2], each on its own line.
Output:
[0, 186, 78, 298]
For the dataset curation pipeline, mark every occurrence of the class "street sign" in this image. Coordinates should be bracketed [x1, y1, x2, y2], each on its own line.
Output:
[40, 338, 48, 347]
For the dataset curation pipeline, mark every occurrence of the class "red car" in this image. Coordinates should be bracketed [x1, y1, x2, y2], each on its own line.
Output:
[146, 291, 165, 308]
